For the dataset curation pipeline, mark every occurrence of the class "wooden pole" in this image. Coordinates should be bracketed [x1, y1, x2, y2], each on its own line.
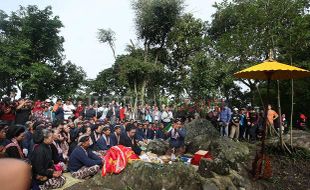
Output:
[290, 54, 294, 148]
[256, 83, 265, 109]
[277, 80, 283, 148]
[290, 79, 294, 148]
[262, 78, 271, 154]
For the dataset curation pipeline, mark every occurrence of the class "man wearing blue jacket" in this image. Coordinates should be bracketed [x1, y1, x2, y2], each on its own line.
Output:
[95, 126, 116, 151]
[68, 135, 103, 179]
[219, 103, 232, 137]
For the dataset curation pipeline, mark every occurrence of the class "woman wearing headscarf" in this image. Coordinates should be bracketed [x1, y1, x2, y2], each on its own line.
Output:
[5, 125, 26, 159]
[31, 129, 66, 190]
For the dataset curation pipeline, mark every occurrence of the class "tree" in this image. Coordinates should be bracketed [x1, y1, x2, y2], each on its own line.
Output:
[210, 0, 310, 149]
[91, 66, 127, 98]
[0, 6, 85, 99]
[53, 61, 86, 99]
[98, 28, 117, 60]
[132, 0, 184, 105]
[116, 50, 163, 111]
[132, 0, 184, 51]
[209, 0, 310, 106]
[166, 13, 209, 100]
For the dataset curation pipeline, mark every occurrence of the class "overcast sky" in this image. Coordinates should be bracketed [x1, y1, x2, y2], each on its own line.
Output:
[2, 0, 222, 79]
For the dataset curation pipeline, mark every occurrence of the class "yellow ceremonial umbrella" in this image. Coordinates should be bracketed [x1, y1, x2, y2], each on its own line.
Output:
[234, 58, 310, 80]
[234, 57, 310, 180]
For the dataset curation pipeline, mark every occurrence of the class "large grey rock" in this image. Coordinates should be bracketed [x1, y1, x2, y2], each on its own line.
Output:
[266, 130, 310, 151]
[198, 158, 230, 177]
[66, 161, 206, 190]
[184, 119, 220, 153]
[185, 119, 249, 172]
[209, 138, 249, 171]
[146, 139, 170, 155]
[202, 179, 219, 190]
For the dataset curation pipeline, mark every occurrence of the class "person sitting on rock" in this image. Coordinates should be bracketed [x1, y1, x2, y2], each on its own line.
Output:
[120, 124, 142, 155]
[167, 119, 186, 149]
[68, 135, 103, 179]
[95, 126, 116, 151]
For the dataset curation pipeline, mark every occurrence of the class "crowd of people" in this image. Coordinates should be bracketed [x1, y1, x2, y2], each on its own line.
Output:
[0, 97, 188, 189]
[0, 97, 308, 189]
[212, 104, 283, 142]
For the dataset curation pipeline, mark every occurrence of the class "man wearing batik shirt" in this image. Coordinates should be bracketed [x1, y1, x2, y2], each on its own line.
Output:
[229, 108, 240, 141]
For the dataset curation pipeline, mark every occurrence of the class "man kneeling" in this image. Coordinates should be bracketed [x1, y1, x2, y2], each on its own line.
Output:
[68, 135, 104, 179]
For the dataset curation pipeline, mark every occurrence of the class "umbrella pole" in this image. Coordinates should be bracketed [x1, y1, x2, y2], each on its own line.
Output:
[252, 78, 272, 180]
[290, 79, 294, 148]
[256, 84, 265, 108]
[277, 80, 283, 148]
[262, 78, 271, 154]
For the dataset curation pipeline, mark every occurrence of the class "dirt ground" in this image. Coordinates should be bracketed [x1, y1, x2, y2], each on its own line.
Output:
[267, 154, 310, 190]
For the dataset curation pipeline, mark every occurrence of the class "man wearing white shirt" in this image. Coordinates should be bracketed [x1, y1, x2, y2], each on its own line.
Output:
[63, 99, 76, 120]
[152, 106, 161, 122]
[161, 106, 173, 127]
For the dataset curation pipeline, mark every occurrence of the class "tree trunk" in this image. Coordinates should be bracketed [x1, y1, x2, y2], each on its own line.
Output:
[154, 51, 159, 65]
[144, 40, 149, 63]
[249, 83, 257, 106]
[133, 80, 138, 119]
[17, 83, 26, 98]
[6, 80, 12, 97]
[153, 91, 157, 106]
[140, 80, 147, 106]
[277, 80, 283, 148]
[109, 42, 116, 60]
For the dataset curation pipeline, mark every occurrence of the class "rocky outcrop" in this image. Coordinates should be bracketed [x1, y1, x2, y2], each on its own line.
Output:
[199, 158, 230, 177]
[146, 139, 170, 155]
[266, 130, 310, 151]
[184, 119, 220, 153]
[185, 119, 249, 172]
[66, 161, 205, 190]
[209, 137, 250, 171]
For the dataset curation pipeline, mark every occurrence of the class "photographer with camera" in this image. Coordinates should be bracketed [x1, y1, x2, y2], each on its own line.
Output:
[15, 98, 32, 125]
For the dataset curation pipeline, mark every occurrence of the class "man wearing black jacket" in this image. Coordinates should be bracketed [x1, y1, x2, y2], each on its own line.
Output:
[119, 124, 142, 155]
